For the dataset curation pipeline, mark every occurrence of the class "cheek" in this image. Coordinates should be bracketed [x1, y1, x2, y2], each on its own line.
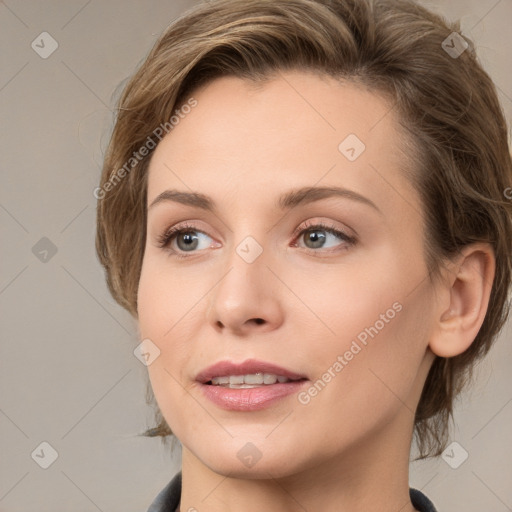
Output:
[303, 279, 434, 424]
[293, 251, 433, 417]
[285, 254, 401, 341]
[136, 255, 210, 419]
[137, 254, 205, 338]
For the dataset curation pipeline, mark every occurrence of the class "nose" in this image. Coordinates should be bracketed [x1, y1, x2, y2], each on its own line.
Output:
[206, 241, 284, 336]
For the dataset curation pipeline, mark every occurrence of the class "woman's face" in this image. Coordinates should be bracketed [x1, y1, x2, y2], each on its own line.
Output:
[137, 71, 438, 477]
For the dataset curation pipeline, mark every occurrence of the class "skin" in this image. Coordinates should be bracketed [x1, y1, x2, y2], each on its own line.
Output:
[137, 70, 495, 512]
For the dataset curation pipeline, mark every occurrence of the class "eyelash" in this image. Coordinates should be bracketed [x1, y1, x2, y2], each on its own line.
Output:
[156, 220, 357, 259]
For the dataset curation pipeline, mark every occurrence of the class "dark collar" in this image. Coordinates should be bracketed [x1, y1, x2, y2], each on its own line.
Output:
[147, 471, 438, 512]
[147, 471, 181, 512]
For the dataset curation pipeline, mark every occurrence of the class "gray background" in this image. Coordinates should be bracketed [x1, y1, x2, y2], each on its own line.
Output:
[1, 1, 511, 511]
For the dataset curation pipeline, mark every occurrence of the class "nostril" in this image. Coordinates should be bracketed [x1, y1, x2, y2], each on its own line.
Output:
[253, 318, 265, 325]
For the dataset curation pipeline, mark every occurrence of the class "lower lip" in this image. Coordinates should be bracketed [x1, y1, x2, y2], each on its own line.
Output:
[199, 381, 308, 411]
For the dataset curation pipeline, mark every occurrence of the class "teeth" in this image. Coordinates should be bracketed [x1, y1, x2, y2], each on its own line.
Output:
[244, 374, 263, 385]
[230, 375, 244, 385]
[210, 373, 291, 387]
[264, 374, 278, 384]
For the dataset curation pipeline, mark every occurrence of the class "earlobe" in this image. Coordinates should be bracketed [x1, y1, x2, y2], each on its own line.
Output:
[429, 243, 495, 358]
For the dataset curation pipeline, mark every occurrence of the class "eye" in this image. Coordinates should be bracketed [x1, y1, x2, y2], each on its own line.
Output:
[293, 220, 356, 252]
[156, 222, 216, 257]
[156, 219, 356, 259]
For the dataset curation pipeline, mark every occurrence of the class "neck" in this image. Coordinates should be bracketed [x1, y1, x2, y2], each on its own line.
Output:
[178, 408, 418, 512]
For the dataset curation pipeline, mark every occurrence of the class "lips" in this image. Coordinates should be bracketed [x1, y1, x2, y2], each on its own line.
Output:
[196, 359, 309, 411]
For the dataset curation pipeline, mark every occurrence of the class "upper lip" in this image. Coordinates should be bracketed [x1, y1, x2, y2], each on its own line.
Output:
[195, 359, 308, 384]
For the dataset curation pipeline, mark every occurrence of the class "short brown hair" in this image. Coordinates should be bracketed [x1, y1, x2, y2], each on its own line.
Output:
[95, 0, 512, 459]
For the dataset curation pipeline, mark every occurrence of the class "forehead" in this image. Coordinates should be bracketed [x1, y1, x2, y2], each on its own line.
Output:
[146, 71, 419, 218]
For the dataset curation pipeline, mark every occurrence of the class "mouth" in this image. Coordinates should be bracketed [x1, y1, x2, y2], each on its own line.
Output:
[207, 373, 305, 388]
[196, 359, 309, 411]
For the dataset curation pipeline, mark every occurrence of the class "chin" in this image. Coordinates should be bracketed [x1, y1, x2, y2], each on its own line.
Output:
[204, 457, 301, 480]
[188, 437, 315, 480]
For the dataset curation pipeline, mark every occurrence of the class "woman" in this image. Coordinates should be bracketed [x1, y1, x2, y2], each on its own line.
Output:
[95, 0, 512, 510]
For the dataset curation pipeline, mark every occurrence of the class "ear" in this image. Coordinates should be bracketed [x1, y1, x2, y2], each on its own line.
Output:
[429, 243, 496, 358]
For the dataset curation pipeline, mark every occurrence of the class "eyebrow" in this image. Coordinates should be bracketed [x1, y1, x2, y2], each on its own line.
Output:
[148, 186, 381, 214]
